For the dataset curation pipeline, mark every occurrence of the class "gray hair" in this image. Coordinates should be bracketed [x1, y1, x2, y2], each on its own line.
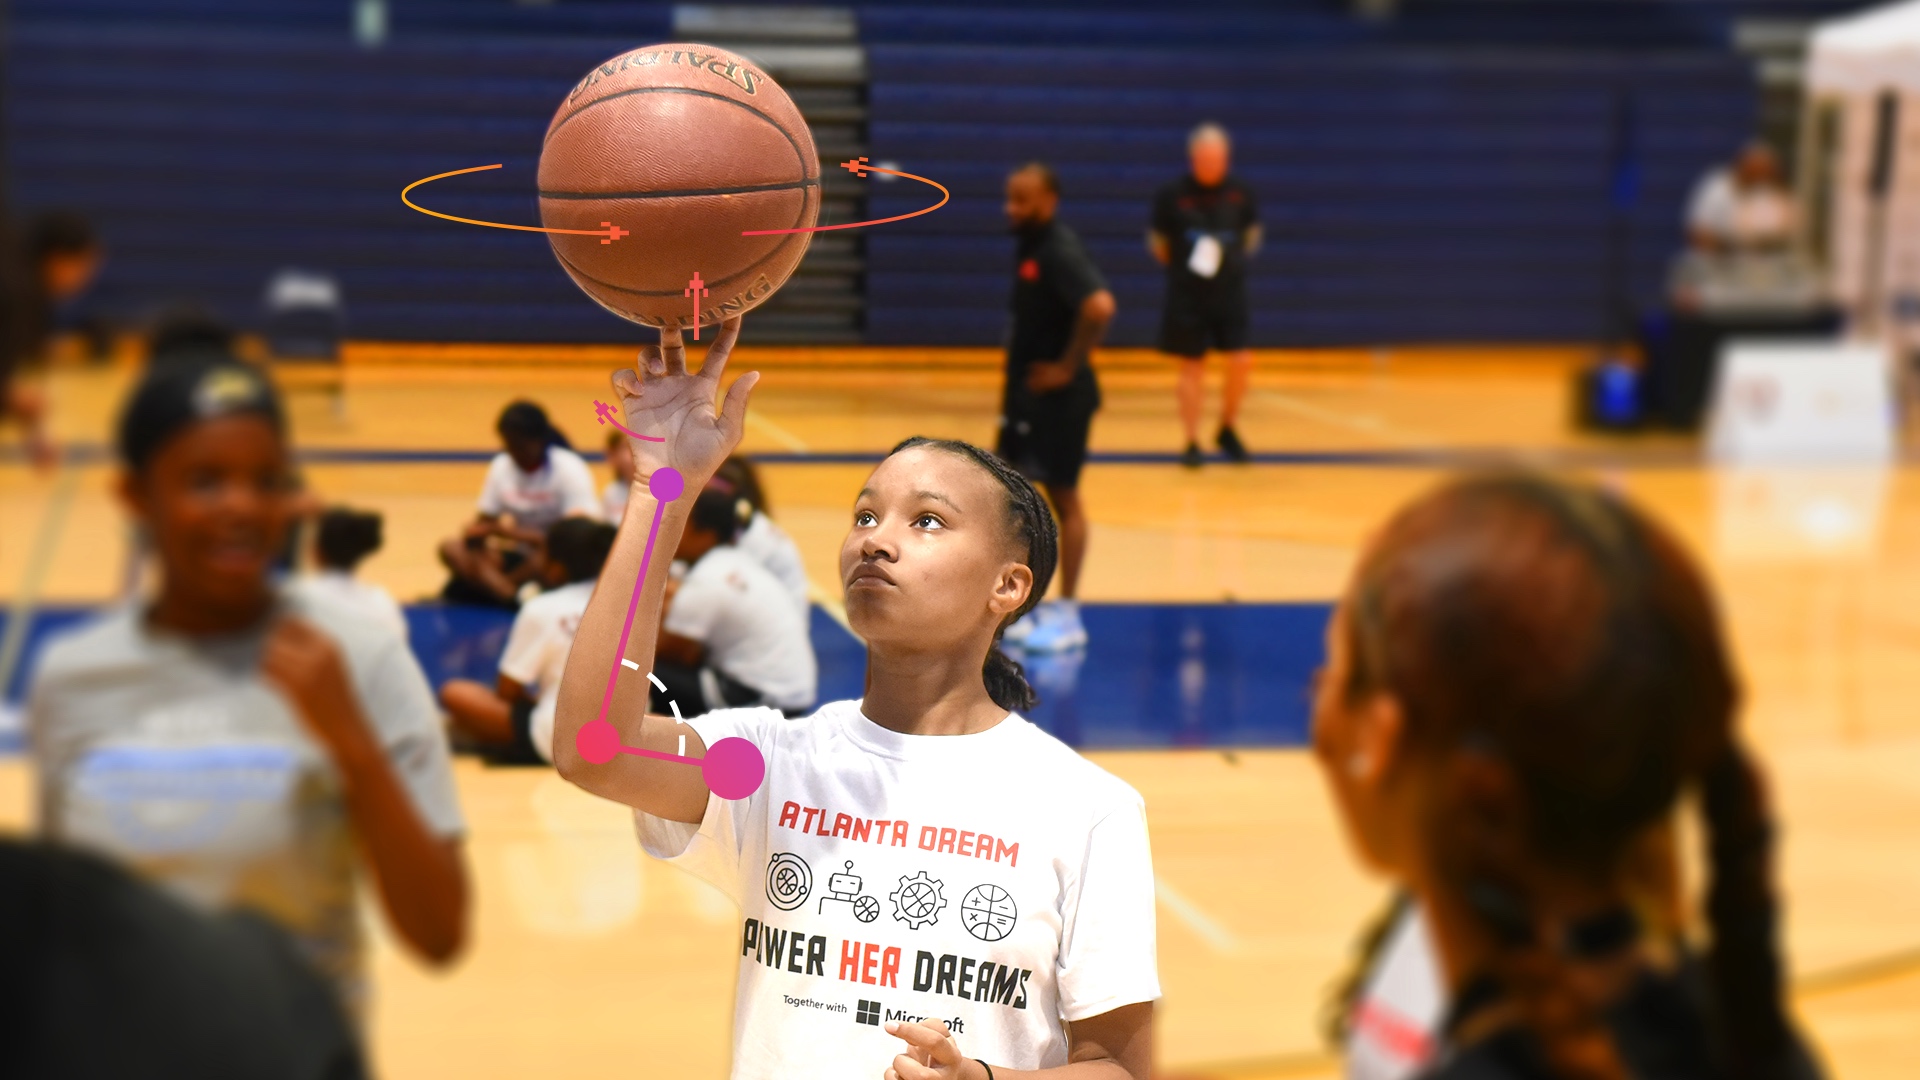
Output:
[1189, 122, 1230, 150]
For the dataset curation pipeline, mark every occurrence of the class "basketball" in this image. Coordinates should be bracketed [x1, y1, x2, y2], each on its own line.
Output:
[537, 43, 820, 331]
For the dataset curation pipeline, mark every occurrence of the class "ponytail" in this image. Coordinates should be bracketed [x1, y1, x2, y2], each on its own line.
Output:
[1699, 742, 1800, 1079]
[887, 437, 1058, 712]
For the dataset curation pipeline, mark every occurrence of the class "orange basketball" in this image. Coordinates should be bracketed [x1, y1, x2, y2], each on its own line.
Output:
[537, 44, 819, 331]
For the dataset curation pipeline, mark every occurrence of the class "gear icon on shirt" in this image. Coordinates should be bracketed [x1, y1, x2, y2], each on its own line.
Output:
[888, 870, 948, 930]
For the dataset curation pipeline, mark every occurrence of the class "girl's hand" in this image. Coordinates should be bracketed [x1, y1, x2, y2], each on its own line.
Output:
[611, 317, 757, 488]
[883, 1019, 986, 1080]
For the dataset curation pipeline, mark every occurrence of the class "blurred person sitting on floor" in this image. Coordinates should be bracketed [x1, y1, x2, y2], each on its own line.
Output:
[438, 400, 600, 608]
[0, 839, 369, 1079]
[601, 426, 637, 520]
[439, 517, 617, 764]
[713, 454, 810, 614]
[1, 210, 104, 467]
[290, 507, 408, 644]
[27, 358, 469, 1016]
[1311, 473, 1820, 1080]
[654, 484, 816, 717]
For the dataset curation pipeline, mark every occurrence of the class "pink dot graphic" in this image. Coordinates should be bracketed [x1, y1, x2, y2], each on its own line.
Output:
[650, 466, 684, 502]
[575, 720, 622, 765]
[702, 737, 766, 801]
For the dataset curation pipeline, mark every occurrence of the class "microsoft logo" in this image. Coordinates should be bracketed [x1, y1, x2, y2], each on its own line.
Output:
[855, 999, 882, 1026]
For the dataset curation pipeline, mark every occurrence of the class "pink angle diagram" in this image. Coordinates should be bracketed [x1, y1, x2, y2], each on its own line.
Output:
[573, 410, 766, 800]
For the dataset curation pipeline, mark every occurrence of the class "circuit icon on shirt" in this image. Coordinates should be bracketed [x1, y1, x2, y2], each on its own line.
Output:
[572, 416, 767, 800]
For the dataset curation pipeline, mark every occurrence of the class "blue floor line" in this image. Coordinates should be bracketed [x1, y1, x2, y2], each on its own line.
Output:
[1, 601, 1331, 750]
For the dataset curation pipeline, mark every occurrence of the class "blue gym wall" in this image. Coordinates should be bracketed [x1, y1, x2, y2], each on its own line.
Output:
[0, 0, 1872, 347]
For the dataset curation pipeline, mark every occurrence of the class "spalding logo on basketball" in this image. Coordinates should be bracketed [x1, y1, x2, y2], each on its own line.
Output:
[537, 44, 821, 330]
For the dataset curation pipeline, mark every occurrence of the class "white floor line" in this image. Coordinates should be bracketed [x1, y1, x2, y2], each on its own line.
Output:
[747, 408, 810, 452]
[0, 466, 80, 697]
[1154, 875, 1239, 954]
[1256, 389, 1433, 446]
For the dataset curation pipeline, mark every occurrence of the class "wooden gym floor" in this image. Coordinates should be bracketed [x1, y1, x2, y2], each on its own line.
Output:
[1, 344, 1917, 1078]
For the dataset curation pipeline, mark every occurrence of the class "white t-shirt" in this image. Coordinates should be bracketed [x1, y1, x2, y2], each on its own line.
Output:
[27, 587, 465, 1011]
[1345, 902, 1442, 1080]
[636, 701, 1160, 1080]
[1686, 169, 1795, 248]
[496, 580, 594, 763]
[476, 446, 601, 532]
[603, 479, 630, 522]
[735, 511, 812, 614]
[665, 545, 816, 712]
[287, 570, 408, 643]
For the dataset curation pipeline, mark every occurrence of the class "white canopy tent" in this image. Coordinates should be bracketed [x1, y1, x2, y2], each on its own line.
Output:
[1803, 0, 1920, 349]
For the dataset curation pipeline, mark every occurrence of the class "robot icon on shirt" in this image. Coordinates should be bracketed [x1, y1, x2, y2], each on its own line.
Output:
[817, 860, 881, 923]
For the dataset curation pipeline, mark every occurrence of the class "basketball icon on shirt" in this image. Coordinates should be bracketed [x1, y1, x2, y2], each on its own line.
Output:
[766, 852, 812, 911]
[889, 870, 947, 930]
[960, 884, 1018, 942]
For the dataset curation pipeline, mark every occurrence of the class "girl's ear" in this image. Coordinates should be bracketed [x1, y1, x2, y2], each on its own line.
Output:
[990, 562, 1034, 619]
[116, 469, 149, 524]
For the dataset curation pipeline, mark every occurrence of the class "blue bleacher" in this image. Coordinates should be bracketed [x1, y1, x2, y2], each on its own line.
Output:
[0, 0, 1873, 346]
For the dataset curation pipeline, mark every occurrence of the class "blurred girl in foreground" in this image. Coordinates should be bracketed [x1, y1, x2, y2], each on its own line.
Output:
[1313, 475, 1820, 1080]
[29, 358, 468, 1013]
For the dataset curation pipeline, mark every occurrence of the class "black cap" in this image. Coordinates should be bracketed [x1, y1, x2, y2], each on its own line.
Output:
[117, 359, 285, 472]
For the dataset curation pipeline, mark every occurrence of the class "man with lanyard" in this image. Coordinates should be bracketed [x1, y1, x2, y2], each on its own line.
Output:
[997, 162, 1116, 653]
[1150, 122, 1263, 467]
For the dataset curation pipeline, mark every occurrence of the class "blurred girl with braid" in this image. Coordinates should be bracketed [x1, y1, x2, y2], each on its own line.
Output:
[1312, 474, 1820, 1080]
[553, 319, 1158, 1080]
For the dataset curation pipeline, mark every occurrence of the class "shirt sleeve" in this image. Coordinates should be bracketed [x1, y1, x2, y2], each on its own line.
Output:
[496, 603, 549, 687]
[1687, 171, 1732, 235]
[1045, 235, 1107, 312]
[476, 456, 508, 517]
[1056, 792, 1162, 1021]
[354, 633, 467, 839]
[663, 567, 728, 643]
[632, 705, 787, 902]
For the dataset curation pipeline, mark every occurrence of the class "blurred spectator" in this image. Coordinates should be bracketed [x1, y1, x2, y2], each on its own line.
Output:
[1, 211, 103, 466]
[602, 427, 637, 520]
[438, 401, 600, 608]
[1149, 123, 1262, 467]
[439, 517, 616, 764]
[714, 455, 811, 614]
[656, 486, 816, 716]
[290, 508, 408, 643]
[0, 839, 368, 1080]
[28, 359, 469, 1015]
[1687, 141, 1796, 253]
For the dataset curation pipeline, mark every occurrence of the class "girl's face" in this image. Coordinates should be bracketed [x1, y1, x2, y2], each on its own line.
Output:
[839, 448, 1032, 654]
[121, 415, 296, 613]
[504, 433, 547, 473]
[1310, 599, 1421, 880]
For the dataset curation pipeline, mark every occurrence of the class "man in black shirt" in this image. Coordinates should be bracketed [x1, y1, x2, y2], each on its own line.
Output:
[1150, 123, 1262, 467]
[996, 162, 1115, 652]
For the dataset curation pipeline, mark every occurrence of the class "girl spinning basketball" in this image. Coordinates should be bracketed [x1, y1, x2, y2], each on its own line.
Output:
[554, 320, 1157, 1080]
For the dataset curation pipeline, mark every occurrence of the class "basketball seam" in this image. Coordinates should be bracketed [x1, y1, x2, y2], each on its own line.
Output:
[545, 86, 816, 181]
[552, 226, 804, 298]
[538, 178, 820, 201]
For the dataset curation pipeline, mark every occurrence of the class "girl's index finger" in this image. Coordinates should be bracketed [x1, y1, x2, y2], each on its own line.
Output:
[882, 1019, 947, 1049]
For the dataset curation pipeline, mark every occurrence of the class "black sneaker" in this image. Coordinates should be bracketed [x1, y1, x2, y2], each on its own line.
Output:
[1217, 425, 1250, 463]
[1180, 442, 1204, 469]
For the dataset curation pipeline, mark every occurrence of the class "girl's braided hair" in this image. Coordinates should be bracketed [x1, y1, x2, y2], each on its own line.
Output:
[888, 437, 1058, 711]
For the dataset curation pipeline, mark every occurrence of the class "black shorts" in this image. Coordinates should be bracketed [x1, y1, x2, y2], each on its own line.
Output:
[1158, 289, 1250, 358]
[997, 396, 1095, 489]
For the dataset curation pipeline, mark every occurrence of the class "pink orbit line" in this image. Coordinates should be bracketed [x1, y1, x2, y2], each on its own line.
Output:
[595, 496, 669, 730]
[595, 400, 666, 443]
